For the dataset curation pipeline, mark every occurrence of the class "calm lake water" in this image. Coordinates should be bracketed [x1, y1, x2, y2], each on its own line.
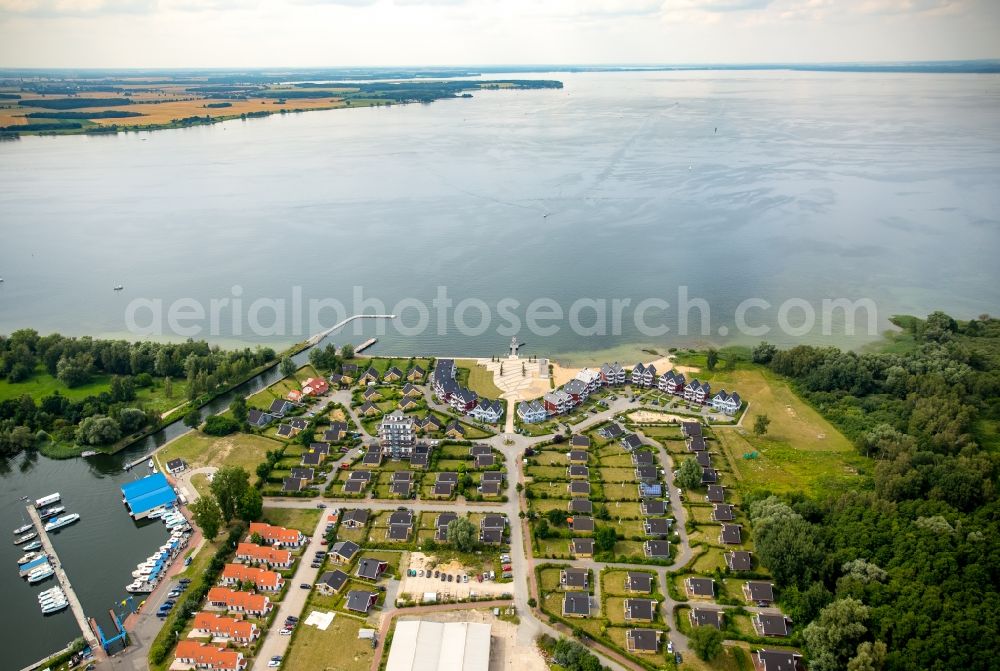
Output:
[1, 70, 998, 359]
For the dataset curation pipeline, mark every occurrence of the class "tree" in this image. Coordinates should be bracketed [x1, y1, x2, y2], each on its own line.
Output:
[340, 343, 354, 359]
[446, 517, 477, 552]
[675, 456, 703, 490]
[750, 497, 823, 588]
[751, 341, 777, 364]
[847, 641, 887, 671]
[118, 407, 147, 434]
[753, 413, 771, 436]
[164, 376, 174, 399]
[190, 495, 222, 540]
[183, 408, 202, 429]
[250, 531, 264, 545]
[75, 415, 121, 445]
[56, 352, 94, 387]
[229, 397, 248, 424]
[546, 508, 567, 526]
[689, 625, 723, 661]
[706, 349, 719, 371]
[210, 466, 251, 522]
[238, 486, 263, 522]
[803, 598, 870, 671]
[280, 357, 296, 377]
[593, 526, 617, 553]
[534, 519, 551, 539]
[203, 415, 240, 436]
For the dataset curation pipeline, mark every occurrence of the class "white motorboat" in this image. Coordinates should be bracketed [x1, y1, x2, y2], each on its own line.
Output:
[34, 493, 60, 508]
[14, 532, 38, 545]
[44, 513, 80, 532]
[42, 601, 69, 614]
[147, 509, 165, 519]
[40, 505, 65, 520]
[13, 523, 33, 535]
[126, 581, 152, 593]
[28, 567, 54, 583]
[22, 540, 42, 551]
[18, 552, 41, 565]
[39, 594, 66, 606]
[38, 588, 64, 600]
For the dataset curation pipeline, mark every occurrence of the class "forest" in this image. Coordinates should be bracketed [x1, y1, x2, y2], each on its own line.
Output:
[0, 330, 276, 456]
[745, 313, 1000, 670]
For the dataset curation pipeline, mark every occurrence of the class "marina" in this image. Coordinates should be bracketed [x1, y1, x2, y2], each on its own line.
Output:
[23, 505, 104, 662]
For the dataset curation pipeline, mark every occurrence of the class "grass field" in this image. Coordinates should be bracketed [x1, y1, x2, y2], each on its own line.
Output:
[262, 507, 322, 535]
[455, 359, 505, 398]
[0, 367, 188, 413]
[156, 431, 283, 473]
[681, 366, 866, 497]
[282, 610, 373, 671]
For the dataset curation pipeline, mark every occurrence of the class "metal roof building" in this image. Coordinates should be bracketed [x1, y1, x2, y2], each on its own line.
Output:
[121, 472, 177, 519]
[385, 621, 491, 671]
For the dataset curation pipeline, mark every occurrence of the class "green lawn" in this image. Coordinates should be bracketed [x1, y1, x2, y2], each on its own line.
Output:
[454, 359, 505, 398]
[0, 366, 188, 414]
[282, 609, 373, 671]
[156, 431, 283, 473]
[262, 507, 322, 535]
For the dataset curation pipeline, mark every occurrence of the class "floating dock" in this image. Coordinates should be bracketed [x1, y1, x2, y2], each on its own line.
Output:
[24, 505, 104, 661]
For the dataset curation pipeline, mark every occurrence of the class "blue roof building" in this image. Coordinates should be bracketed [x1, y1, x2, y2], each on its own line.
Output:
[639, 483, 663, 497]
[122, 472, 177, 519]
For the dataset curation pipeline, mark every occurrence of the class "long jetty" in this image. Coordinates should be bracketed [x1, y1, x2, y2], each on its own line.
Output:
[306, 313, 395, 346]
[24, 506, 105, 661]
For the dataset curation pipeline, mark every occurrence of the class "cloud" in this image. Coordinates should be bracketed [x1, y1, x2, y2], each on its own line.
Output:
[289, 0, 376, 5]
[0, 0, 154, 15]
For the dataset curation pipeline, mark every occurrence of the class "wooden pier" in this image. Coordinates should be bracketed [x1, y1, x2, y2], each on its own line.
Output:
[355, 337, 378, 353]
[305, 313, 395, 346]
[24, 505, 105, 661]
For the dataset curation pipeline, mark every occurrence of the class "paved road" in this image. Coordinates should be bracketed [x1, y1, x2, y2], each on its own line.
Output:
[250, 511, 331, 671]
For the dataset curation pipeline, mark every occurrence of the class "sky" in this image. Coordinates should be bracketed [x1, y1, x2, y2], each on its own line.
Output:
[0, 0, 998, 68]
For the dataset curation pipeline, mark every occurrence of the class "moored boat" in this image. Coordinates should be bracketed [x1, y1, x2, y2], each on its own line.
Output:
[13, 523, 33, 535]
[40, 505, 65, 520]
[42, 601, 69, 614]
[27, 566, 54, 583]
[14, 532, 38, 545]
[22, 540, 42, 551]
[18, 551, 41, 565]
[34, 493, 60, 508]
[44, 513, 80, 532]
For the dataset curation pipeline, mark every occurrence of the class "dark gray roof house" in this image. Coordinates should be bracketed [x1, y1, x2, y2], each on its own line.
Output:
[571, 516, 594, 532]
[754, 614, 790, 637]
[720, 524, 742, 544]
[754, 650, 803, 671]
[570, 435, 590, 448]
[635, 465, 658, 482]
[478, 480, 501, 495]
[434, 481, 455, 497]
[355, 558, 387, 581]
[268, 399, 293, 416]
[470, 444, 492, 457]
[706, 485, 725, 503]
[744, 581, 775, 604]
[626, 572, 653, 593]
[696, 451, 712, 468]
[688, 436, 707, 452]
[568, 465, 589, 479]
[569, 481, 591, 496]
[331, 540, 360, 563]
[562, 592, 590, 617]
[571, 538, 595, 556]
[560, 568, 589, 589]
[341, 510, 369, 528]
[644, 541, 670, 558]
[631, 451, 654, 466]
[475, 454, 495, 468]
[621, 434, 642, 450]
[601, 423, 624, 439]
[641, 500, 667, 516]
[644, 518, 671, 536]
[290, 467, 314, 481]
[686, 577, 715, 598]
[726, 551, 753, 571]
[713, 504, 735, 521]
[317, 569, 348, 594]
[569, 499, 593, 514]
[690, 608, 723, 629]
[624, 599, 656, 621]
[345, 590, 378, 614]
[626, 629, 658, 653]
[481, 470, 504, 483]
[701, 468, 718, 484]
[343, 479, 366, 494]
[247, 409, 275, 427]
[435, 513, 458, 540]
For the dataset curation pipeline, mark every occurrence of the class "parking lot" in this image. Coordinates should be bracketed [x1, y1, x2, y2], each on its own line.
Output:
[397, 552, 513, 602]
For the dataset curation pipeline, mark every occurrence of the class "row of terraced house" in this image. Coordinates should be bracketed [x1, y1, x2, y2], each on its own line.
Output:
[517, 361, 743, 424]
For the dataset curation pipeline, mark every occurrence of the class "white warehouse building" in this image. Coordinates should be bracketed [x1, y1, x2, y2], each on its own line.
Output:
[385, 620, 492, 671]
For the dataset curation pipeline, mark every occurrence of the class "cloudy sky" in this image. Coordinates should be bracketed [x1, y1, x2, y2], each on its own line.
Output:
[0, 0, 997, 68]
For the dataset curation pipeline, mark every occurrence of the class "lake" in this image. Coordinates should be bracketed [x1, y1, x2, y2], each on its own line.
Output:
[1, 70, 999, 359]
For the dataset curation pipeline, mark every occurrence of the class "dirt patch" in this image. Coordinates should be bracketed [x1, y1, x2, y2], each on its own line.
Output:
[629, 410, 690, 424]
[398, 552, 512, 602]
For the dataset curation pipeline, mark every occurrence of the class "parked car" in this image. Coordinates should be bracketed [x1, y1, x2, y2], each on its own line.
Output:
[463, 575, 469, 583]
[433, 570, 440, 578]
[279, 629, 292, 636]
[300, 583, 311, 589]
[440, 573, 447, 581]
[316, 503, 327, 509]
[418, 570, 424, 577]
[447, 574, 453, 582]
